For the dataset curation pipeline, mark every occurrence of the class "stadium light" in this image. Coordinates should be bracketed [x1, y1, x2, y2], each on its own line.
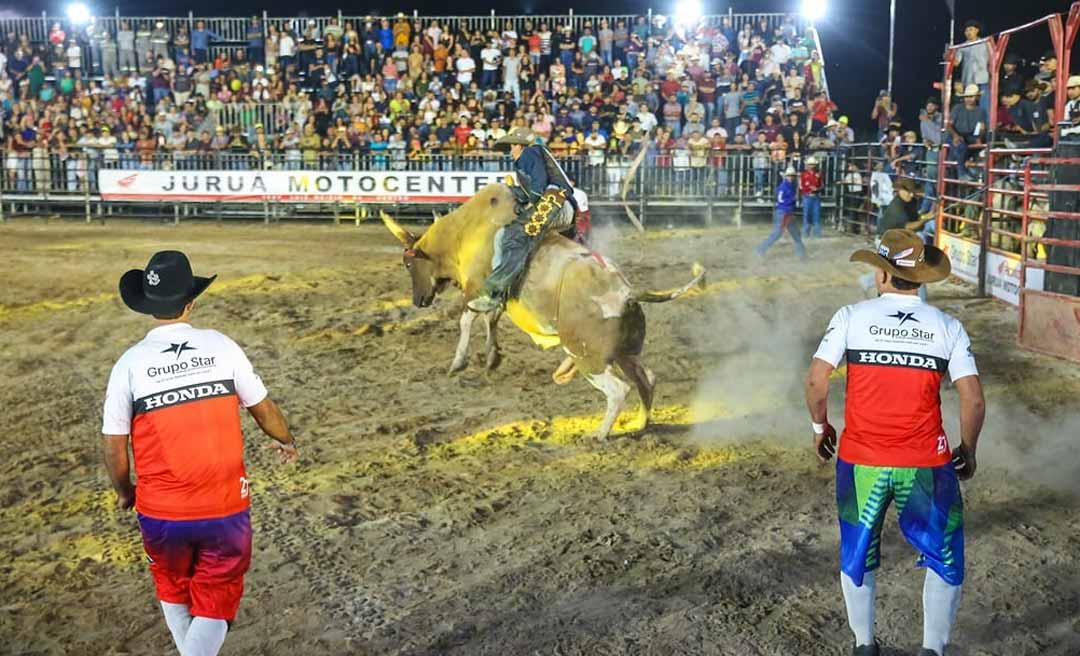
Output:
[801, 0, 827, 22]
[673, 0, 703, 27]
[66, 2, 91, 25]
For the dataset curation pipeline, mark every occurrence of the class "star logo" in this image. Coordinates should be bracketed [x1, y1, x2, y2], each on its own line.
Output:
[889, 310, 919, 326]
[162, 342, 196, 359]
[146, 270, 161, 286]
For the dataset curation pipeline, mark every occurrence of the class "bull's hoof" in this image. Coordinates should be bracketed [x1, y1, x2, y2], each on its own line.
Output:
[552, 357, 577, 385]
[485, 349, 503, 371]
[448, 358, 468, 375]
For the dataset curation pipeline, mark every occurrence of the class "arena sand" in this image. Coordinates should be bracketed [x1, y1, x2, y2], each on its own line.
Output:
[0, 219, 1077, 656]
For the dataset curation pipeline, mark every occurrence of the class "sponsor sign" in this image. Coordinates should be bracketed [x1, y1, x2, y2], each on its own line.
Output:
[936, 234, 1044, 306]
[986, 250, 1044, 306]
[938, 234, 979, 285]
[99, 169, 510, 203]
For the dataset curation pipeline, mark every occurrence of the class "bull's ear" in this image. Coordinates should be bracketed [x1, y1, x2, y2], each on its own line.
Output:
[380, 211, 417, 248]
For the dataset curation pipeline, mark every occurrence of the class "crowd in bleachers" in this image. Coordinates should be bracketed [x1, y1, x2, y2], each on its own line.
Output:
[0, 11, 855, 192]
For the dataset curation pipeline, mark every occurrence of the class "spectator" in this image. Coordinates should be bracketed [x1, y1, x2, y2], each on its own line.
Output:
[999, 53, 1023, 99]
[480, 40, 501, 90]
[947, 84, 987, 179]
[190, 20, 217, 65]
[954, 20, 990, 113]
[1063, 75, 1080, 139]
[871, 90, 897, 140]
[919, 97, 943, 147]
[1012, 79, 1053, 147]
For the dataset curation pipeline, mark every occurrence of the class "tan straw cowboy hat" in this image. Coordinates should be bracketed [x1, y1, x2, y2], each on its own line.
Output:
[850, 229, 951, 284]
[495, 127, 539, 149]
[958, 83, 981, 98]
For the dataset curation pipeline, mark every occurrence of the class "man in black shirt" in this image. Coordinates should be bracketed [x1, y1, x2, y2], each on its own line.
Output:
[999, 53, 1023, 99]
[878, 177, 928, 235]
[1012, 80, 1053, 147]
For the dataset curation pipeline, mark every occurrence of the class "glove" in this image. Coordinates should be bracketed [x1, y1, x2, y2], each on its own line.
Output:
[952, 443, 977, 481]
[813, 423, 837, 463]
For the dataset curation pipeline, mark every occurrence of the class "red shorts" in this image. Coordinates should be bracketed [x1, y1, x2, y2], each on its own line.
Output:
[137, 509, 252, 621]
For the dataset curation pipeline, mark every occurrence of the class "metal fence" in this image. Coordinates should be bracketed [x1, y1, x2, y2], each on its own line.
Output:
[1, 10, 808, 46]
[1, 9, 817, 80]
[0, 148, 844, 223]
[837, 142, 942, 236]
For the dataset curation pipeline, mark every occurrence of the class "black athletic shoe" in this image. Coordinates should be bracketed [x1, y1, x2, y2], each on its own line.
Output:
[852, 642, 880, 656]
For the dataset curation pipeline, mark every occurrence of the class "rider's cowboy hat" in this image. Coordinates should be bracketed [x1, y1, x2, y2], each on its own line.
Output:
[495, 127, 539, 149]
[119, 251, 216, 316]
[850, 229, 951, 284]
[1068, 75, 1080, 89]
[783, 166, 798, 176]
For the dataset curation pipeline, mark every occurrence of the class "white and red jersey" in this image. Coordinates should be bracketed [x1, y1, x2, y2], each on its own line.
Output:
[813, 293, 978, 467]
[572, 187, 589, 214]
[102, 323, 267, 521]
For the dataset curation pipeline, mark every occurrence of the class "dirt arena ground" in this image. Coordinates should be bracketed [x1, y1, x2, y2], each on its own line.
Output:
[1, 217, 1078, 656]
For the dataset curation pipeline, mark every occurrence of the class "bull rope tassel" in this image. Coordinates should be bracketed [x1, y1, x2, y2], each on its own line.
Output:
[620, 133, 650, 233]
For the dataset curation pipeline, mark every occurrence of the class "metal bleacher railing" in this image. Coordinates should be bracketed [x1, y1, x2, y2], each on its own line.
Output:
[0, 10, 822, 95]
[0, 149, 843, 225]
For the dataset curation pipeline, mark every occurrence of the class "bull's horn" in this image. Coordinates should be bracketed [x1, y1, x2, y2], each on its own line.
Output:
[380, 211, 417, 247]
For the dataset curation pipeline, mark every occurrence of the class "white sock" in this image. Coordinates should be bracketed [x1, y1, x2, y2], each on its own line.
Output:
[160, 601, 192, 653]
[181, 617, 228, 656]
[841, 570, 877, 647]
[923, 569, 962, 655]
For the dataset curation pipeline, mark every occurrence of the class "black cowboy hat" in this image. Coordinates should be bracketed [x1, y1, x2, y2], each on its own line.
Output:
[119, 250, 216, 316]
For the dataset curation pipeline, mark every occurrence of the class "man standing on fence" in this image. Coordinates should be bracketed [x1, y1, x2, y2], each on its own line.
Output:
[805, 229, 985, 656]
[801, 156, 824, 238]
[191, 21, 218, 66]
[102, 251, 298, 656]
[756, 165, 806, 259]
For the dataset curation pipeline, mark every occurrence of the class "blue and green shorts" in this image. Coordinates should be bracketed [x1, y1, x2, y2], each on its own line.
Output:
[836, 458, 964, 586]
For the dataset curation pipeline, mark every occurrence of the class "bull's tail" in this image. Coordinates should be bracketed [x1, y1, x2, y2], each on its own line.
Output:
[634, 263, 707, 303]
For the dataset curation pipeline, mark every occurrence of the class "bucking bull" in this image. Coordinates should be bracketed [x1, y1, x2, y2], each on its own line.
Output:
[380, 183, 705, 438]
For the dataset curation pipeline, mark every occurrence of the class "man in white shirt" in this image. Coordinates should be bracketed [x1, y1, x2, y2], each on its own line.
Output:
[584, 128, 606, 167]
[278, 30, 295, 72]
[805, 229, 984, 656]
[480, 41, 502, 90]
[502, 50, 521, 103]
[770, 38, 792, 66]
[705, 117, 727, 139]
[66, 39, 82, 71]
[571, 184, 591, 244]
[455, 47, 476, 86]
[102, 251, 297, 656]
[636, 109, 658, 133]
[1062, 75, 1080, 139]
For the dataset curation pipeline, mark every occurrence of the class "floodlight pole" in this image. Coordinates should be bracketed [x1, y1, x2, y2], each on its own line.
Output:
[887, 0, 896, 96]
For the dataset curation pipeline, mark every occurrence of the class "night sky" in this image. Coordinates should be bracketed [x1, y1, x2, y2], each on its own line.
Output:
[28, 0, 1077, 134]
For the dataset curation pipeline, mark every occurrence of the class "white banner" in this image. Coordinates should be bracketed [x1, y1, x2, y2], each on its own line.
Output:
[937, 233, 1044, 305]
[986, 250, 1044, 306]
[938, 234, 979, 285]
[99, 169, 509, 203]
